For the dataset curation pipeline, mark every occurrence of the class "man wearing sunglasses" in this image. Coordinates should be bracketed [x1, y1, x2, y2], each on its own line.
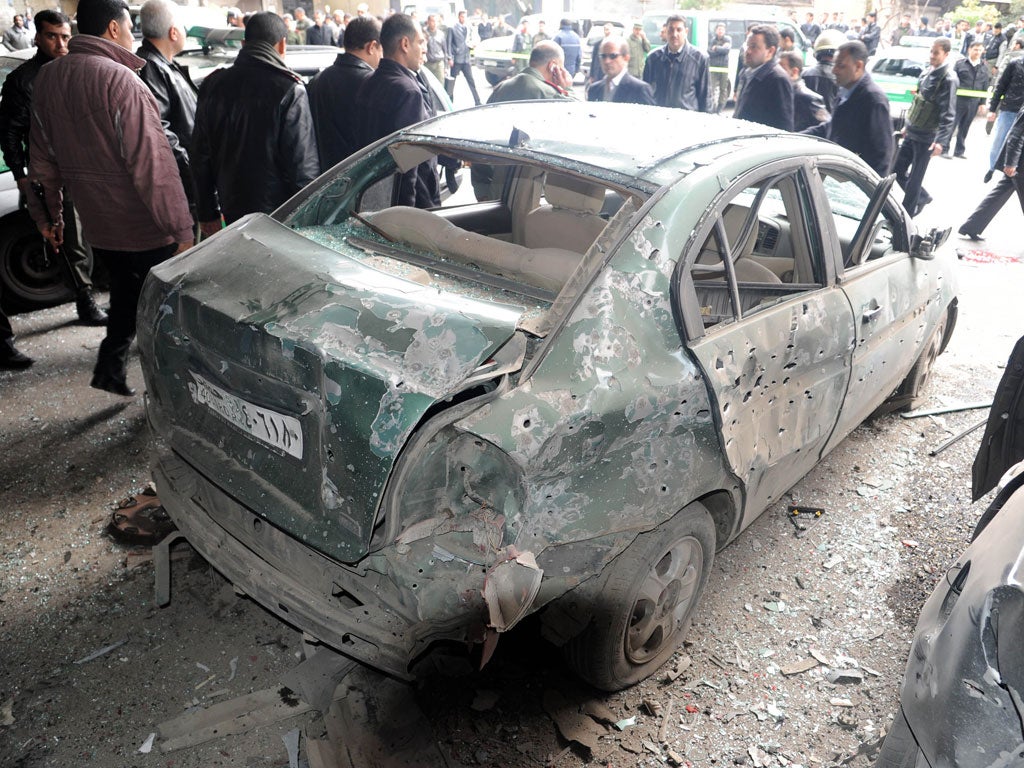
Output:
[586, 38, 654, 105]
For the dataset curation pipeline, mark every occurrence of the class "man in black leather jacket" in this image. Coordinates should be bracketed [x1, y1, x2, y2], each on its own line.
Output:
[308, 15, 381, 170]
[192, 12, 319, 234]
[892, 37, 957, 216]
[0, 9, 106, 326]
[137, 0, 198, 210]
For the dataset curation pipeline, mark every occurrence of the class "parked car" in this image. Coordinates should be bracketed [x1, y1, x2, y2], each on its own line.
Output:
[877, 335, 1024, 768]
[176, 26, 340, 84]
[471, 32, 517, 85]
[139, 102, 957, 692]
[870, 36, 964, 124]
[473, 15, 597, 85]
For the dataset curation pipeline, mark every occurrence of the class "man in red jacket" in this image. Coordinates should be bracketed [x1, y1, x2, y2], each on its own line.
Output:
[28, 0, 193, 396]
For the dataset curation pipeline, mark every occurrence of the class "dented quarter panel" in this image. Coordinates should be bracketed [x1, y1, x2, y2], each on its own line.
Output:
[900, 476, 1024, 768]
[456, 202, 733, 575]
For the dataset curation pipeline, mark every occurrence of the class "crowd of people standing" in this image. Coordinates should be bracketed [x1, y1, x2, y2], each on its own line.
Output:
[2, 3, 1023, 382]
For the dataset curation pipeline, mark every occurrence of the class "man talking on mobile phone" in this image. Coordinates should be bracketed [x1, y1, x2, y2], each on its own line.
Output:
[487, 40, 575, 103]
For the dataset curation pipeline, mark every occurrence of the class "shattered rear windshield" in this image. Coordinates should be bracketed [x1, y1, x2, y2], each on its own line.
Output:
[283, 141, 647, 305]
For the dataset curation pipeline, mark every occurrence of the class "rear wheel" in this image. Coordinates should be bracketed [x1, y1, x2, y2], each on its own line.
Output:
[0, 210, 76, 313]
[876, 706, 922, 768]
[889, 307, 950, 411]
[564, 502, 715, 691]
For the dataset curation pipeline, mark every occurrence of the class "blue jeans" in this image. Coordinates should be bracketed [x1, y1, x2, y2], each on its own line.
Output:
[988, 108, 1017, 170]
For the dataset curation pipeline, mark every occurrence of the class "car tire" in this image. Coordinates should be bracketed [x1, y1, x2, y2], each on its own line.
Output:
[891, 306, 950, 411]
[563, 502, 715, 692]
[484, 71, 504, 86]
[876, 706, 922, 768]
[0, 209, 76, 313]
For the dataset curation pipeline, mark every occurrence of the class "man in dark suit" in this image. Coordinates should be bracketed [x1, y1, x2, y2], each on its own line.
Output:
[803, 40, 894, 177]
[356, 13, 439, 208]
[959, 104, 1024, 239]
[586, 38, 655, 105]
[733, 25, 794, 130]
[308, 15, 381, 169]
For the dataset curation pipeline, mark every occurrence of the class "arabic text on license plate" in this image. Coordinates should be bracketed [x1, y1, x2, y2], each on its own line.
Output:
[188, 372, 303, 459]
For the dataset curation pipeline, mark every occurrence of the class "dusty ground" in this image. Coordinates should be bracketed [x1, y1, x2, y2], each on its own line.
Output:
[1, 131, 1021, 768]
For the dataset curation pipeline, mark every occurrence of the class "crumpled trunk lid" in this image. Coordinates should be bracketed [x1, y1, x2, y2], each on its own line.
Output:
[138, 214, 528, 563]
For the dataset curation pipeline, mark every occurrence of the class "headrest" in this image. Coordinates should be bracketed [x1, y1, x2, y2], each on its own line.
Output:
[543, 173, 605, 215]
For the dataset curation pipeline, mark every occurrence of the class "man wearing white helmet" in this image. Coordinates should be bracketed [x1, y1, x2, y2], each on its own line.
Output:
[803, 28, 845, 112]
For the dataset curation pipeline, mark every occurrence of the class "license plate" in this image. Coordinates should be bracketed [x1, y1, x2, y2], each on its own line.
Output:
[188, 371, 303, 459]
[483, 60, 497, 67]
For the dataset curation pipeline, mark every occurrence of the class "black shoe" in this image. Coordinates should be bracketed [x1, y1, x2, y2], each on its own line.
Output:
[913, 191, 933, 217]
[984, 169, 994, 183]
[953, 152, 966, 158]
[0, 346, 33, 370]
[90, 371, 135, 397]
[958, 227, 984, 241]
[76, 292, 108, 326]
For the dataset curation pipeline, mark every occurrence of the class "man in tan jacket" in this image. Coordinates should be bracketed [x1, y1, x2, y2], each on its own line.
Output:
[29, 0, 192, 396]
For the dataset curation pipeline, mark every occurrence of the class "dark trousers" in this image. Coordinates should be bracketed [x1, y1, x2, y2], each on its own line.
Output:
[960, 173, 1024, 235]
[0, 301, 12, 348]
[92, 244, 175, 381]
[952, 98, 981, 156]
[893, 136, 934, 215]
[0, 263, 11, 347]
[447, 61, 480, 105]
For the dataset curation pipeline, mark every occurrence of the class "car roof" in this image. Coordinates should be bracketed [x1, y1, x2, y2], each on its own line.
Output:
[404, 101, 840, 186]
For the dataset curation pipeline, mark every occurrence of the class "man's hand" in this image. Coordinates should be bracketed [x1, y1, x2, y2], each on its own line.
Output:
[548, 62, 573, 91]
[930, 142, 943, 156]
[199, 219, 222, 238]
[987, 111, 997, 122]
[174, 240, 192, 254]
[37, 221, 62, 251]
[1005, 165, 1017, 177]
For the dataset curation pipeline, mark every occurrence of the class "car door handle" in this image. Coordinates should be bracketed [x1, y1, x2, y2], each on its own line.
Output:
[862, 306, 883, 323]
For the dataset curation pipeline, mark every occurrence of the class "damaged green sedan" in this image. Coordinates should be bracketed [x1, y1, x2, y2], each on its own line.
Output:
[139, 102, 957, 691]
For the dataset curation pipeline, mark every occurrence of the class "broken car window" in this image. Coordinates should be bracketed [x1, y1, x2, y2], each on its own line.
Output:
[817, 169, 900, 267]
[282, 143, 642, 299]
[690, 169, 823, 330]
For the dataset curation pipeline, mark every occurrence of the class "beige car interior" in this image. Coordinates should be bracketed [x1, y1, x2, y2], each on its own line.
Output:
[693, 173, 822, 327]
[362, 169, 626, 296]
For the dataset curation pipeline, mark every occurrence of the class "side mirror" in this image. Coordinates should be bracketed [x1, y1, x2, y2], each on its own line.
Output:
[911, 226, 950, 260]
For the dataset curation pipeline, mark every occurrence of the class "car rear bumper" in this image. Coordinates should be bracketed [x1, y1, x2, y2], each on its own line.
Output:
[151, 444, 449, 680]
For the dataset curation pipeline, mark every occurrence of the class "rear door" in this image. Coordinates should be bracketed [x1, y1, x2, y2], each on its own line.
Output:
[678, 160, 855, 518]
